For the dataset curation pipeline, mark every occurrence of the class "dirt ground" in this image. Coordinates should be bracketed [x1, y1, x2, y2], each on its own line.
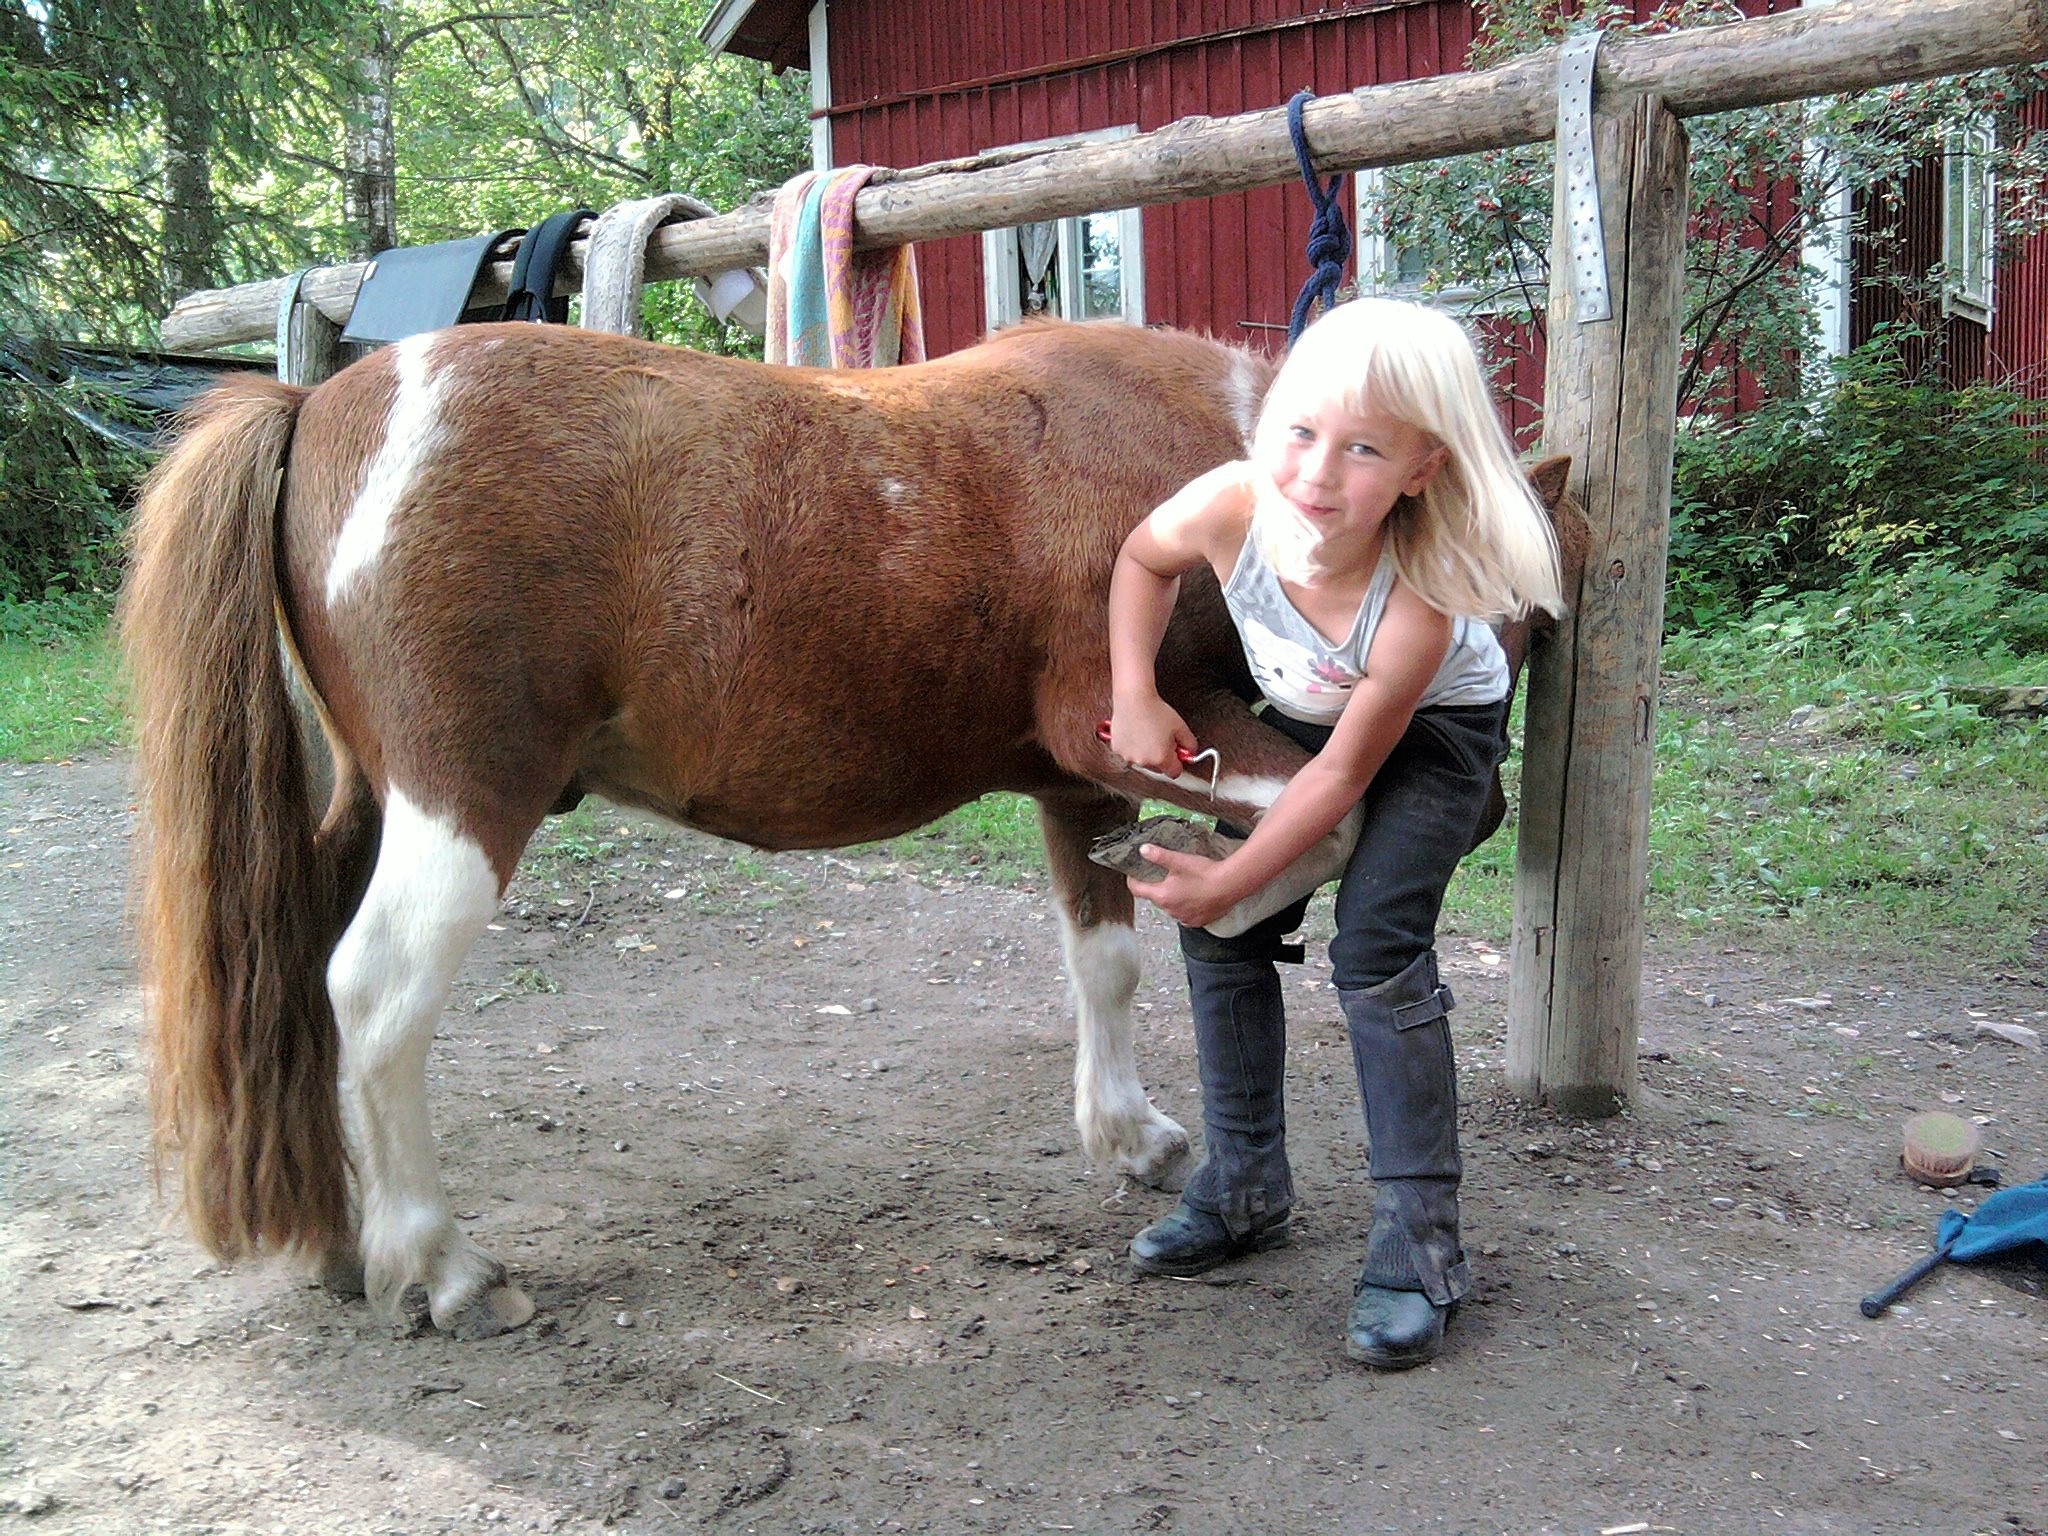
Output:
[2, 753, 2044, 1536]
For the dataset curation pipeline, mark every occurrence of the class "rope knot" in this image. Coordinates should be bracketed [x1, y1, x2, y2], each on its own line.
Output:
[1286, 89, 1354, 346]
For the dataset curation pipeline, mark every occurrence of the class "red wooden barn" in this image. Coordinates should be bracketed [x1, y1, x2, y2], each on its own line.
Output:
[703, 0, 2048, 406]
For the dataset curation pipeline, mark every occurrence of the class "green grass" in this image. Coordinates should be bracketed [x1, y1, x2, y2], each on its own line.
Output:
[1641, 606, 2047, 963]
[0, 628, 124, 761]
[862, 793, 1047, 883]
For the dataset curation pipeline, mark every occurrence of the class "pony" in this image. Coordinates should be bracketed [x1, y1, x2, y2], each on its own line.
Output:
[122, 317, 1580, 1339]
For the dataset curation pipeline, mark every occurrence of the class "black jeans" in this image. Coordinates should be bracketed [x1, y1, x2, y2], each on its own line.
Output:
[1179, 700, 1510, 987]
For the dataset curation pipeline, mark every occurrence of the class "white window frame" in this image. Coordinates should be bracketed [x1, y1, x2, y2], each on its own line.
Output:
[982, 127, 1144, 327]
[808, 1, 831, 171]
[1942, 117, 1996, 325]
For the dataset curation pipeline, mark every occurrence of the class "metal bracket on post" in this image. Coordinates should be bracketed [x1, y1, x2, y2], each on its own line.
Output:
[1556, 29, 1611, 324]
[275, 267, 311, 383]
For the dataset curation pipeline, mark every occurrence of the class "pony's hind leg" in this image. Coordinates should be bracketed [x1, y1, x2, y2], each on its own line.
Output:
[328, 787, 533, 1339]
[1036, 787, 1193, 1190]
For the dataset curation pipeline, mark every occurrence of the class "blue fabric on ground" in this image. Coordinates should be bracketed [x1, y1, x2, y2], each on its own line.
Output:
[1936, 1174, 2048, 1265]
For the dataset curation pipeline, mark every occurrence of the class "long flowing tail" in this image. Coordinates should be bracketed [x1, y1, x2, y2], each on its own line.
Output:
[121, 377, 355, 1260]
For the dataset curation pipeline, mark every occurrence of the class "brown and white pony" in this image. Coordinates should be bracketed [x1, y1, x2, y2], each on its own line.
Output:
[123, 318, 1577, 1339]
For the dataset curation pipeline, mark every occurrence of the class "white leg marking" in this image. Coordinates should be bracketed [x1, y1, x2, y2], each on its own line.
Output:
[329, 788, 503, 1323]
[1211, 771, 1288, 814]
[326, 334, 452, 606]
[1059, 914, 1189, 1188]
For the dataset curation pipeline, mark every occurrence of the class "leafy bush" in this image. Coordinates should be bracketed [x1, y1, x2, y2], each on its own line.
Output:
[0, 381, 145, 635]
[1667, 328, 2048, 639]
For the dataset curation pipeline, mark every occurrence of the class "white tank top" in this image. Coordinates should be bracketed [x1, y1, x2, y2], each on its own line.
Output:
[1221, 512, 1508, 725]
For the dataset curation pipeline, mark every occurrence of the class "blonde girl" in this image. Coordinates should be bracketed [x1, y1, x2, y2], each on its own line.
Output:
[1105, 296, 1561, 1369]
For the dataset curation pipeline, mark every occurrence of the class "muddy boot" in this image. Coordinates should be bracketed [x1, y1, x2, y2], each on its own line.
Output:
[1130, 957, 1293, 1276]
[1338, 950, 1467, 1368]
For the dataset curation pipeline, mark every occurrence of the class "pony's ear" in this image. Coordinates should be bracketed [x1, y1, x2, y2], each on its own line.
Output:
[1526, 454, 1573, 509]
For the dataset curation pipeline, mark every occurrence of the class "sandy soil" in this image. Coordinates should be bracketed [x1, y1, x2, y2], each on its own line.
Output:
[2, 753, 2044, 1536]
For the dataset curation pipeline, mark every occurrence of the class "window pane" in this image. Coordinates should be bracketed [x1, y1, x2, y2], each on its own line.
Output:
[1079, 212, 1124, 319]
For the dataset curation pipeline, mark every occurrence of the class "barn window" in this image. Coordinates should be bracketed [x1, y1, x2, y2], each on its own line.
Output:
[1942, 117, 1996, 324]
[982, 129, 1144, 326]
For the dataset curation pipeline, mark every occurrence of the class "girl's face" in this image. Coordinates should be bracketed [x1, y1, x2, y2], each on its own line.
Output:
[1256, 390, 1446, 560]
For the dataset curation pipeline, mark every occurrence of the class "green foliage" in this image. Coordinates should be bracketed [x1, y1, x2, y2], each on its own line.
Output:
[4, 0, 363, 340]
[1365, 0, 2048, 414]
[1649, 617, 2046, 959]
[1667, 328, 2048, 633]
[7, 0, 809, 345]
[381, 0, 807, 346]
[0, 379, 142, 617]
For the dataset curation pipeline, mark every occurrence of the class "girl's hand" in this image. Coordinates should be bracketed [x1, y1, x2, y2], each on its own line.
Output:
[1107, 699, 1197, 780]
[1128, 844, 1241, 929]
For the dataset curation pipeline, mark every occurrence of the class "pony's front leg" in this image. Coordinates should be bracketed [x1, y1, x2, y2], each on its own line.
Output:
[327, 789, 533, 1338]
[1036, 788, 1192, 1190]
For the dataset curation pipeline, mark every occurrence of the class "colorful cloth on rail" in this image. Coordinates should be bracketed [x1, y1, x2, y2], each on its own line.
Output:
[766, 166, 925, 368]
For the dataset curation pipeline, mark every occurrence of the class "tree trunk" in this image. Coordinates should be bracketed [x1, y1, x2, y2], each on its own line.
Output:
[160, 78, 216, 307]
[343, 0, 399, 260]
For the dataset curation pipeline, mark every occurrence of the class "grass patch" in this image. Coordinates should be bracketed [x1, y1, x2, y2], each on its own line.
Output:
[0, 627, 124, 761]
[859, 793, 1046, 885]
[1644, 611, 2046, 963]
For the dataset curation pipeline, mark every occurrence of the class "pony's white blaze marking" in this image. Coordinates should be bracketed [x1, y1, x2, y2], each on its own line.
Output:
[1226, 347, 1266, 449]
[1057, 915, 1185, 1179]
[325, 334, 453, 606]
[328, 788, 502, 1318]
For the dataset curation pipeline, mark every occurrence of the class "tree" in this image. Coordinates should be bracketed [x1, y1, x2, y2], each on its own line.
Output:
[1362, 0, 2048, 412]
[3, 0, 361, 341]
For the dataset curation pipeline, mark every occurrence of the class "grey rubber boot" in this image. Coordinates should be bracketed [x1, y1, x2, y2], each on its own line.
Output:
[1130, 956, 1293, 1276]
[1337, 950, 1468, 1367]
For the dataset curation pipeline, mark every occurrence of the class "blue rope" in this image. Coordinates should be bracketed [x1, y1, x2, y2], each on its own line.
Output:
[1286, 89, 1353, 345]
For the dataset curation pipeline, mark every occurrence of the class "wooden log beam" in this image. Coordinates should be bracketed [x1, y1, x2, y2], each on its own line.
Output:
[1509, 94, 1691, 1116]
[161, 0, 2048, 350]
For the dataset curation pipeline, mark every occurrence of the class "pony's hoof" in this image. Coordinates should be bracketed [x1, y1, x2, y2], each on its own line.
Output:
[1123, 1125, 1193, 1192]
[443, 1283, 535, 1341]
[316, 1249, 367, 1300]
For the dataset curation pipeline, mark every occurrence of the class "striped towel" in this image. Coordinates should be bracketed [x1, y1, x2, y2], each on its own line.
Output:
[766, 166, 925, 367]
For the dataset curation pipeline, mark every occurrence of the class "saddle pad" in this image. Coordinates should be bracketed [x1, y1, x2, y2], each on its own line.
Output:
[339, 230, 520, 346]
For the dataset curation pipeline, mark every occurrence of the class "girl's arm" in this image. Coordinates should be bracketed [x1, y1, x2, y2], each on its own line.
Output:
[1130, 580, 1454, 930]
[1107, 463, 1253, 777]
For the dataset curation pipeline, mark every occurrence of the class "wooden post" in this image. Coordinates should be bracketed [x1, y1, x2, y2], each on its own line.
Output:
[279, 291, 345, 386]
[1508, 92, 1690, 1116]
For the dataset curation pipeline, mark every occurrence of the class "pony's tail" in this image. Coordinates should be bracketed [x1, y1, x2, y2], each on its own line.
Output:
[121, 377, 356, 1262]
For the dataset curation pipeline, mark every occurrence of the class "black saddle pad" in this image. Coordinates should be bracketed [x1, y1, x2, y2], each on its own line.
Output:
[339, 230, 520, 346]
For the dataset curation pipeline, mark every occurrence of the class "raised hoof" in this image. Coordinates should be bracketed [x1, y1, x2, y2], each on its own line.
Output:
[1344, 1284, 1448, 1370]
[1088, 815, 1239, 883]
[442, 1283, 536, 1342]
[1130, 1200, 1289, 1278]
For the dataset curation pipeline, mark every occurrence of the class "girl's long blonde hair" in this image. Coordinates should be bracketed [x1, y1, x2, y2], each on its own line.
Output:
[1253, 297, 1563, 622]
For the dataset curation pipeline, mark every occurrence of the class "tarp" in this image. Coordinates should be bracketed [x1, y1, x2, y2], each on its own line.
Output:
[0, 336, 267, 451]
